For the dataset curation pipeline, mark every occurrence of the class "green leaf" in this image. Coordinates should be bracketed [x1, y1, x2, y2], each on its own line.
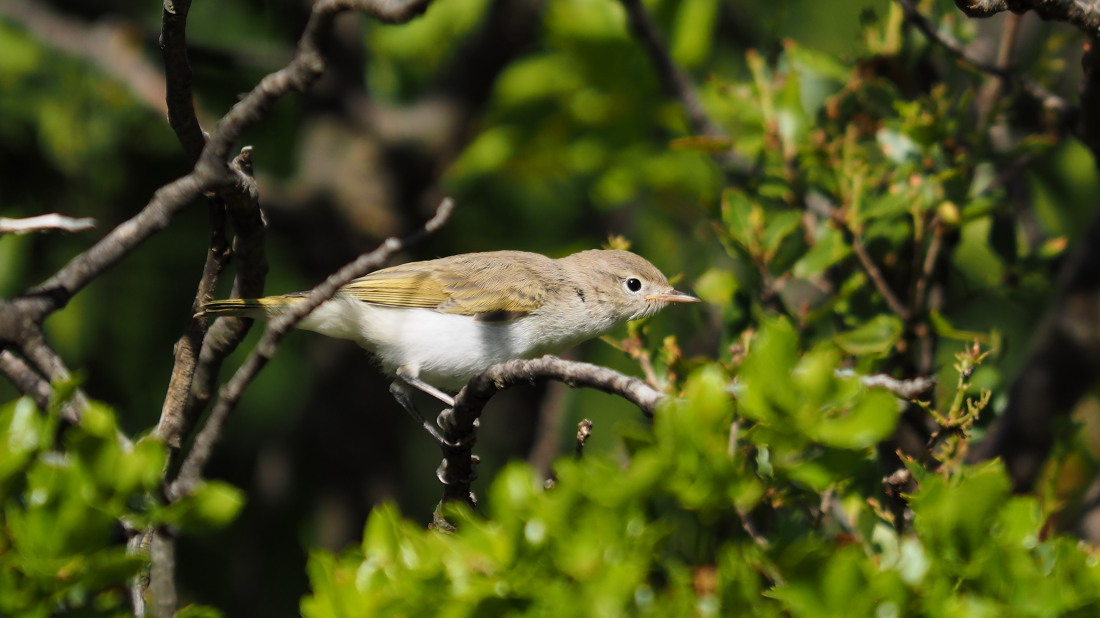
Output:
[177, 605, 225, 618]
[908, 461, 1012, 564]
[159, 482, 244, 531]
[721, 189, 758, 251]
[793, 226, 850, 278]
[671, 0, 719, 68]
[693, 267, 738, 306]
[762, 211, 802, 260]
[810, 388, 900, 449]
[0, 398, 49, 489]
[737, 317, 800, 425]
[833, 315, 903, 356]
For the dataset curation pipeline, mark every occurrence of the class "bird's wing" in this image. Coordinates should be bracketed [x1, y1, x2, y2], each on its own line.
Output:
[341, 255, 549, 318]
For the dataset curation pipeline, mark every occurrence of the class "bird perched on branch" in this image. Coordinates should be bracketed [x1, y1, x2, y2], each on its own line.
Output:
[201, 249, 699, 442]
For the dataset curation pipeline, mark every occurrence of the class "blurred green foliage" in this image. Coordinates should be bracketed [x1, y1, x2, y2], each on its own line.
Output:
[0, 394, 242, 616]
[2, 0, 1100, 614]
[303, 341, 1100, 616]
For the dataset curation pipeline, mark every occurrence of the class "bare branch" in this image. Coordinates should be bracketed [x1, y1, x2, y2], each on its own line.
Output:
[147, 2, 436, 611]
[1078, 32, 1100, 156]
[953, 0, 1100, 34]
[898, 0, 1072, 115]
[0, 349, 51, 410]
[19, 329, 88, 424]
[617, 0, 719, 140]
[149, 529, 177, 617]
[157, 149, 265, 448]
[438, 356, 665, 506]
[850, 228, 912, 323]
[0, 214, 95, 235]
[156, 0, 258, 446]
[18, 2, 435, 325]
[28, 174, 207, 319]
[838, 370, 939, 399]
[527, 379, 569, 480]
[160, 0, 207, 162]
[617, 0, 747, 171]
[166, 197, 455, 502]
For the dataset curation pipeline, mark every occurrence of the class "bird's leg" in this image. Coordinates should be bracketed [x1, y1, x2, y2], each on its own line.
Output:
[388, 380, 452, 446]
[395, 368, 455, 408]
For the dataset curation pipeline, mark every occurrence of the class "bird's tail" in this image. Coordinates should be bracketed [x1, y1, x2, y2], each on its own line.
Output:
[198, 295, 303, 319]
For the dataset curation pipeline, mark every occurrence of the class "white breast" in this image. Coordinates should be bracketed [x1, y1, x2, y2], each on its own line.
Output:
[296, 296, 568, 391]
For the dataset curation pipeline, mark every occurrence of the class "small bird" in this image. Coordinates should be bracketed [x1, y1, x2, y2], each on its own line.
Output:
[201, 249, 699, 441]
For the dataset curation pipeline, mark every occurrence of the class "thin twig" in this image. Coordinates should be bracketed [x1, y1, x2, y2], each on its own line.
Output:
[27, 174, 208, 320]
[812, 199, 910, 321]
[166, 197, 454, 501]
[157, 149, 265, 448]
[0, 214, 95, 235]
[0, 349, 51, 410]
[617, 0, 721, 139]
[617, 0, 748, 171]
[850, 230, 912, 322]
[160, 0, 206, 163]
[19, 329, 90, 424]
[848, 371, 938, 399]
[976, 11, 1022, 125]
[898, 0, 1071, 115]
[912, 219, 944, 317]
[527, 379, 569, 480]
[171, 149, 269, 445]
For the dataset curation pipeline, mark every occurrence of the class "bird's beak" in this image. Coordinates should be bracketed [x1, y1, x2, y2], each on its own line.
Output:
[646, 290, 701, 303]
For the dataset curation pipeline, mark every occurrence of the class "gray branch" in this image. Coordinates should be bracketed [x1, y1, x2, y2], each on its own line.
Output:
[0, 350, 51, 410]
[0, 214, 95, 235]
[437, 356, 665, 506]
[953, 0, 1100, 33]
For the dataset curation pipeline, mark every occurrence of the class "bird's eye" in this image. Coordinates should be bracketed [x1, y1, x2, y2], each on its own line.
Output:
[625, 278, 643, 293]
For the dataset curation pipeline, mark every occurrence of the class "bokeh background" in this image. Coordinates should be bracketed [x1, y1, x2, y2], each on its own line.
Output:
[2, 0, 1097, 613]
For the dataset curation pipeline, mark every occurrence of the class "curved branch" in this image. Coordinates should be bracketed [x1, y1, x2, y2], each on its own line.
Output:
[160, 0, 206, 162]
[0, 350, 51, 411]
[437, 356, 665, 506]
[953, 0, 1100, 34]
[29, 174, 206, 317]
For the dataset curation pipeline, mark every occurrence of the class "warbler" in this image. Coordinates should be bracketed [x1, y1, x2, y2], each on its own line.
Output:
[201, 249, 698, 440]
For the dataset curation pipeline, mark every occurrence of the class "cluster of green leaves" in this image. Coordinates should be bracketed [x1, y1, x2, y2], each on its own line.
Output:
[300, 2, 1100, 614]
[302, 319, 1100, 616]
[4, 0, 1100, 614]
[692, 7, 1087, 384]
[0, 393, 243, 616]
